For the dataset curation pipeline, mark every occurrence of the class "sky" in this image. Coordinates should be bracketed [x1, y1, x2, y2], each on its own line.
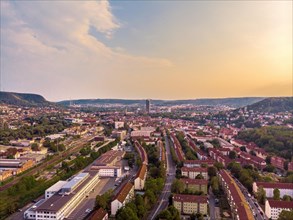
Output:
[0, 0, 292, 101]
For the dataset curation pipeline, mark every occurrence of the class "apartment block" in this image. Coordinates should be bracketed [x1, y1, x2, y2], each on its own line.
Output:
[173, 194, 207, 215]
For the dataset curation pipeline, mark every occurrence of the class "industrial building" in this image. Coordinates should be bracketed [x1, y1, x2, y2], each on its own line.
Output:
[24, 171, 100, 220]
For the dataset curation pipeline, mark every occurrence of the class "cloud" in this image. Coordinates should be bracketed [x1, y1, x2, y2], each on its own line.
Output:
[0, 1, 172, 100]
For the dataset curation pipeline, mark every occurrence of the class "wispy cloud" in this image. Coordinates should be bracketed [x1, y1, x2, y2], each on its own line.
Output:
[1, 1, 172, 100]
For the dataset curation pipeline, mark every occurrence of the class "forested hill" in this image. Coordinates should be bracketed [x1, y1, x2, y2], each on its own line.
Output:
[59, 97, 265, 108]
[245, 97, 293, 113]
[0, 91, 51, 106]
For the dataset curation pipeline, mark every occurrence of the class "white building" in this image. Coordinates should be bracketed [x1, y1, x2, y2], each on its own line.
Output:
[181, 167, 208, 180]
[45, 181, 67, 199]
[253, 182, 293, 198]
[131, 130, 152, 138]
[265, 199, 293, 220]
[111, 182, 134, 216]
[114, 121, 124, 129]
[134, 164, 147, 190]
[24, 171, 100, 220]
[91, 166, 122, 178]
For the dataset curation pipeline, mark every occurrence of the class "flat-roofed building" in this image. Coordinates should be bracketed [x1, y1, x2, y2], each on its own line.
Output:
[180, 178, 208, 194]
[131, 130, 152, 138]
[90, 150, 124, 178]
[24, 171, 100, 220]
[111, 182, 134, 216]
[45, 181, 67, 199]
[91, 166, 122, 178]
[265, 199, 293, 220]
[253, 182, 293, 198]
[115, 121, 124, 129]
[0, 158, 34, 175]
[173, 194, 207, 215]
[181, 167, 208, 180]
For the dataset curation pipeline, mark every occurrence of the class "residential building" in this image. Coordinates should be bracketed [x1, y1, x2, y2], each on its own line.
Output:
[271, 156, 285, 170]
[181, 167, 208, 180]
[173, 194, 207, 215]
[114, 121, 124, 129]
[218, 170, 254, 220]
[253, 182, 293, 198]
[180, 178, 208, 194]
[89, 208, 108, 220]
[265, 199, 293, 220]
[134, 164, 147, 190]
[183, 160, 215, 168]
[111, 182, 134, 216]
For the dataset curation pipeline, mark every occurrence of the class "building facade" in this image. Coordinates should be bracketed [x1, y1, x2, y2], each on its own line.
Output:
[173, 194, 207, 215]
[265, 200, 293, 220]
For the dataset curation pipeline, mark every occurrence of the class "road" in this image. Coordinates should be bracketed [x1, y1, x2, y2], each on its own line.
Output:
[66, 178, 115, 220]
[233, 177, 267, 220]
[208, 187, 221, 220]
[148, 134, 176, 220]
[0, 135, 95, 192]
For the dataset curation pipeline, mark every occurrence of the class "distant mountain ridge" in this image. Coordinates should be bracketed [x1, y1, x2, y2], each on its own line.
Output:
[59, 97, 265, 108]
[244, 97, 293, 113]
[0, 91, 51, 106]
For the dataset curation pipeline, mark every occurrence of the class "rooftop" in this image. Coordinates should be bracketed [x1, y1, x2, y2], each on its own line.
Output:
[267, 199, 293, 209]
[114, 182, 134, 203]
[173, 194, 207, 203]
[256, 182, 293, 189]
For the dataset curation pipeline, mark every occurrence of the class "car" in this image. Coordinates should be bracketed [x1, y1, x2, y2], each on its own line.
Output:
[85, 209, 92, 213]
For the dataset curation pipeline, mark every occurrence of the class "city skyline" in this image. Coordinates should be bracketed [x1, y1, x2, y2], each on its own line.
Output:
[1, 1, 292, 101]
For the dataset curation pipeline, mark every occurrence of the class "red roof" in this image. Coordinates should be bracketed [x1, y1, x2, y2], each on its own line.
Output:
[184, 159, 215, 165]
[181, 167, 208, 173]
[173, 194, 207, 203]
[256, 182, 293, 189]
[267, 199, 293, 209]
[180, 178, 208, 185]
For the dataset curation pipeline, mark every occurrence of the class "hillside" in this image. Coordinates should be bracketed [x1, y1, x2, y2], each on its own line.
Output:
[0, 91, 51, 106]
[245, 97, 293, 113]
[59, 97, 265, 108]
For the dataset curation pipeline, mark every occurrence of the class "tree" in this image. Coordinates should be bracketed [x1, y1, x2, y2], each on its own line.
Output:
[95, 195, 107, 209]
[278, 210, 293, 220]
[195, 174, 204, 179]
[214, 162, 224, 170]
[211, 176, 220, 195]
[31, 143, 40, 151]
[257, 186, 266, 205]
[135, 195, 146, 218]
[250, 150, 256, 156]
[116, 207, 139, 220]
[264, 164, 275, 173]
[273, 188, 280, 200]
[171, 179, 184, 194]
[240, 146, 246, 152]
[265, 156, 271, 164]
[229, 162, 242, 178]
[283, 195, 292, 201]
[208, 166, 217, 177]
[209, 139, 221, 148]
[228, 151, 237, 159]
[156, 210, 172, 220]
[167, 205, 180, 220]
